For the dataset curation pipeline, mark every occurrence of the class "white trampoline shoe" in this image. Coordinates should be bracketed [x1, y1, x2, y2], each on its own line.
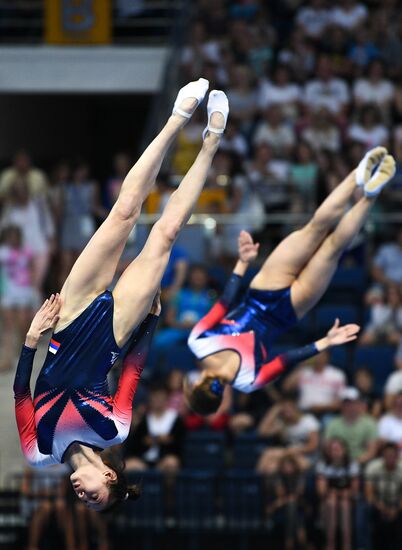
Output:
[172, 78, 209, 120]
[202, 90, 229, 140]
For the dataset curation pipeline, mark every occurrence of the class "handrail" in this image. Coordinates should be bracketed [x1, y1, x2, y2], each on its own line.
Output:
[135, 212, 402, 225]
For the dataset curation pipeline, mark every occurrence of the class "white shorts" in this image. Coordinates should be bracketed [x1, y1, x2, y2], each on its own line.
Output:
[1, 286, 35, 308]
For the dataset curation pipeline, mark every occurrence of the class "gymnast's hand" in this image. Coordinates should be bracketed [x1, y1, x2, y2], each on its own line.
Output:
[325, 318, 360, 347]
[238, 230, 259, 264]
[26, 294, 62, 347]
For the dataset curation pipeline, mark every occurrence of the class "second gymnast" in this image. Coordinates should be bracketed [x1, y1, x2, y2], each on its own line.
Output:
[185, 146, 396, 414]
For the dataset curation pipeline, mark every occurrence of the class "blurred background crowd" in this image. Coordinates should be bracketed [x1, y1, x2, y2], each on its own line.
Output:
[1, 0, 402, 549]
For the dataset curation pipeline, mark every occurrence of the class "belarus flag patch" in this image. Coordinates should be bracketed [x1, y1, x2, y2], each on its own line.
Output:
[49, 339, 61, 355]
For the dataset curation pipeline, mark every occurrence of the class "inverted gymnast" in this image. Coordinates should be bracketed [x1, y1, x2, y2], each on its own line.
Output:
[13, 78, 229, 511]
[185, 146, 396, 414]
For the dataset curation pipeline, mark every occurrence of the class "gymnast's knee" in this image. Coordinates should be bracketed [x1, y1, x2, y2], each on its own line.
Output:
[113, 195, 141, 224]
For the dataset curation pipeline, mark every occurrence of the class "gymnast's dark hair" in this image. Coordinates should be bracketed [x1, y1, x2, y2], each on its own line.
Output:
[100, 451, 141, 514]
[188, 375, 224, 416]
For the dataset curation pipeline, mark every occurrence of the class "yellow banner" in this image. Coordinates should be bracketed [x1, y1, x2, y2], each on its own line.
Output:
[45, 0, 111, 44]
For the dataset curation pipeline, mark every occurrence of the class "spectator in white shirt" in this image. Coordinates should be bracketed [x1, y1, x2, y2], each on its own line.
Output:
[283, 351, 346, 417]
[226, 64, 258, 133]
[360, 284, 402, 346]
[353, 60, 395, 117]
[378, 393, 402, 455]
[295, 0, 331, 39]
[253, 106, 295, 157]
[304, 56, 350, 117]
[302, 107, 342, 153]
[329, 0, 368, 30]
[348, 105, 389, 150]
[372, 227, 402, 286]
[258, 65, 302, 121]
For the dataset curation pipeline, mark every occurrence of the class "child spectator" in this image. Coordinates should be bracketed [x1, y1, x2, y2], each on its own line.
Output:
[316, 438, 360, 550]
[0, 225, 34, 371]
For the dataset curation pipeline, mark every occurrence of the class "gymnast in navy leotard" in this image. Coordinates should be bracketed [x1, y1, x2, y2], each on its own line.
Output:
[185, 146, 397, 415]
[13, 78, 231, 510]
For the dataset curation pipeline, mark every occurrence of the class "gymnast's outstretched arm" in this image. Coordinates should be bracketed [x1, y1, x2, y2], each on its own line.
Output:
[14, 295, 61, 466]
[252, 319, 360, 391]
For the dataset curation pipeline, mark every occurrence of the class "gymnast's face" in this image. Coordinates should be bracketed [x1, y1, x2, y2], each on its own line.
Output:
[70, 465, 117, 511]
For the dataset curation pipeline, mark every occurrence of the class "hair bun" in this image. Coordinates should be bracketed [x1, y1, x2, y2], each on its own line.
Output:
[127, 484, 142, 501]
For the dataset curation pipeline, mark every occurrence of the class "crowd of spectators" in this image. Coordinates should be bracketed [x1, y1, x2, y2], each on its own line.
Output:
[2, 0, 402, 548]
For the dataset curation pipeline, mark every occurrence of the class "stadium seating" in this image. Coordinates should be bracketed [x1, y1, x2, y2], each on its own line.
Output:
[175, 471, 217, 529]
[183, 432, 226, 471]
[353, 345, 396, 393]
[221, 472, 263, 531]
[316, 304, 360, 332]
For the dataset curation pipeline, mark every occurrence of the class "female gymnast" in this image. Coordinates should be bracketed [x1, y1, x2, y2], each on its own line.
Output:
[185, 146, 396, 414]
[13, 78, 229, 511]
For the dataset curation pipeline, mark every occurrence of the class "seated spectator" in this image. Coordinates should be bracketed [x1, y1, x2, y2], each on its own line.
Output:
[289, 141, 318, 211]
[20, 465, 75, 550]
[220, 119, 248, 158]
[378, 393, 402, 454]
[171, 111, 204, 176]
[348, 26, 379, 70]
[295, 0, 331, 39]
[268, 456, 307, 549]
[226, 64, 258, 134]
[353, 60, 395, 117]
[244, 144, 290, 211]
[303, 55, 350, 117]
[160, 244, 189, 301]
[153, 264, 214, 351]
[325, 387, 378, 465]
[301, 107, 341, 153]
[0, 225, 35, 372]
[348, 105, 389, 150]
[123, 385, 185, 473]
[0, 178, 54, 303]
[371, 227, 402, 286]
[354, 367, 383, 418]
[258, 65, 302, 121]
[253, 106, 295, 157]
[360, 284, 402, 346]
[257, 399, 320, 474]
[321, 25, 351, 78]
[328, 0, 368, 30]
[384, 342, 402, 409]
[277, 28, 317, 83]
[0, 149, 48, 200]
[365, 442, 402, 549]
[316, 438, 360, 550]
[181, 20, 221, 80]
[282, 350, 345, 418]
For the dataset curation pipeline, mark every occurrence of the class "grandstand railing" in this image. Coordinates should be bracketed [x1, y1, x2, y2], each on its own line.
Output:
[0, 0, 185, 44]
